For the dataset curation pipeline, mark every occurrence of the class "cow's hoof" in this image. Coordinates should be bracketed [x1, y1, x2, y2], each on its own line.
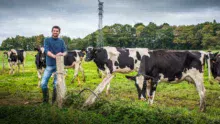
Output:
[199, 108, 206, 112]
[106, 90, 110, 96]
[148, 95, 153, 99]
[140, 98, 146, 101]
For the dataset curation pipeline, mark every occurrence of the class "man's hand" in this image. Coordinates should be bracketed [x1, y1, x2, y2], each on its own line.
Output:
[56, 52, 64, 56]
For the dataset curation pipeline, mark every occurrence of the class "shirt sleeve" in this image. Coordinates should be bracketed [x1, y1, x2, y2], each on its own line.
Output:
[62, 40, 67, 52]
[44, 38, 49, 54]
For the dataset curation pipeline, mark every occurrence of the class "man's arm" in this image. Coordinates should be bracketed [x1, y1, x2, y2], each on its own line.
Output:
[44, 39, 56, 59]
[48, 51, 56, 59]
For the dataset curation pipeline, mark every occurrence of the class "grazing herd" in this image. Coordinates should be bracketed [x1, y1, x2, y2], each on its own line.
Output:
[2, 47, 220, 111]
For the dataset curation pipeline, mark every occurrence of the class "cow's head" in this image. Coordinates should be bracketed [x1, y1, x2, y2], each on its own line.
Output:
[79, 49, 86, 58]
[34, 47, 46, 64]
[6, 49, 18, 62]
[3, 51, 8, 57]
[209, 52, 220, 82]
[85, 47, 97, 61]
[125, 75, 147, 100]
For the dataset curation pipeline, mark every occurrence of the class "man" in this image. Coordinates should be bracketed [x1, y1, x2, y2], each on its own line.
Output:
[41, 26, 67, 104]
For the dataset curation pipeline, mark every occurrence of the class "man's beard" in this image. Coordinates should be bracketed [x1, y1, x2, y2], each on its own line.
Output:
[52, 34, 59, 38]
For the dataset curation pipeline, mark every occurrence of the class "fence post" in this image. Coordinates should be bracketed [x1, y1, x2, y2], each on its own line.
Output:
[56, 55, 66, 108]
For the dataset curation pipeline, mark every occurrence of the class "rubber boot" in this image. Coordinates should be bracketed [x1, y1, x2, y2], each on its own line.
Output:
[52, 88, 57, 104]
[42, 88, 49, 103]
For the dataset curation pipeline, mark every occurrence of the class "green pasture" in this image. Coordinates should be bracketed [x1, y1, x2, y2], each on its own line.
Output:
[0, 51, 220, 124]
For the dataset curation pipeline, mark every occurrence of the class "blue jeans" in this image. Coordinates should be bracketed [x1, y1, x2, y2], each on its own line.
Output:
[41, 66, 57, 90]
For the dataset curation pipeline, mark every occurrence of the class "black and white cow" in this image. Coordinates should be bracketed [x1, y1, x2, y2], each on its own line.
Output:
[64, 50, 86, 84]
[125, 50, 209, 111]
[4, 49, 26, 74]
[209, 52, 220, 99]
[34, 47, 86, 86]
[209, 52, 220, 82]
[34, 47, 46, 87]
[83, 46, 149, 106]
[209, 52, 220, 83]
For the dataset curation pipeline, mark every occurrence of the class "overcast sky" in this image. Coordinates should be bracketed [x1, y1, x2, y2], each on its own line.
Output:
[0, 0, 220, 45]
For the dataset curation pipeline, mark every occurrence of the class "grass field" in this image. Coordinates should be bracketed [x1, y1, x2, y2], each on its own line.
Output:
[0, 51, 220, 124]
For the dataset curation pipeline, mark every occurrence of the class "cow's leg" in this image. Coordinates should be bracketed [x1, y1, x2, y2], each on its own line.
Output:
[37, 69, 42, 88]
[101, 71, 106, 79]
[20, 63, 24, 73]
[11, 64, 15, 75]
[79, 64, 85, 82]
[97, 68, 102, 78]
[106, 83, 111, 95]
[146, 80, 151, 101]
[7, 63, 10, 71]
[17, 64, 20, 73]
[140, 80, 147, 101]
[9, 63, 12, 74]
[193, 76, 206, 112]
[83, 75, 114, 107]
[71, 63, 80, 84]
[148, 80, 158, 105]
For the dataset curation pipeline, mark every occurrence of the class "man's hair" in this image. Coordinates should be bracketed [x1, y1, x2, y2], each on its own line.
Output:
[51, 25, 61, 32]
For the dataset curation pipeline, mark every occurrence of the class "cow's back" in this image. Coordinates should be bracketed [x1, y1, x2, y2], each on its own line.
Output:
[64, 51, 77, 66]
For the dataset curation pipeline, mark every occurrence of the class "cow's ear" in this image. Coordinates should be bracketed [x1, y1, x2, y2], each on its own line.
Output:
[125, 76, 136, 81]
[81, 48, 87, 54]
[3, 51, 7, 54]
[81, 48, 86, 52]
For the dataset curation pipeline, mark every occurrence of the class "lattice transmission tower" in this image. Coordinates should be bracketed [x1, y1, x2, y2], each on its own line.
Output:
[97, 0, 104, 47]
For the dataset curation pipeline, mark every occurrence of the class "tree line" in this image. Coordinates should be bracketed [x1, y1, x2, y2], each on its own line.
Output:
[1, 20, 220, 51]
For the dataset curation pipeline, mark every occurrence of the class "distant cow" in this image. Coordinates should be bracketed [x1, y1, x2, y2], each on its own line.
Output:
[35, 47, 86, 87]
[83, 46, 149, 106]
[34, 47, 46, 87]
[4, 49, 26, 74]
[125, 50, 209, 111]
[209, 51, 220, 82]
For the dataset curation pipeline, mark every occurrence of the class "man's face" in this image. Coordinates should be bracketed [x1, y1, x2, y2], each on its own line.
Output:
[52, 28, 60, 38]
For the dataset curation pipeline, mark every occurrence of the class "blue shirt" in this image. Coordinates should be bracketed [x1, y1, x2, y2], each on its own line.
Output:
[44, 37, 67, 66]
